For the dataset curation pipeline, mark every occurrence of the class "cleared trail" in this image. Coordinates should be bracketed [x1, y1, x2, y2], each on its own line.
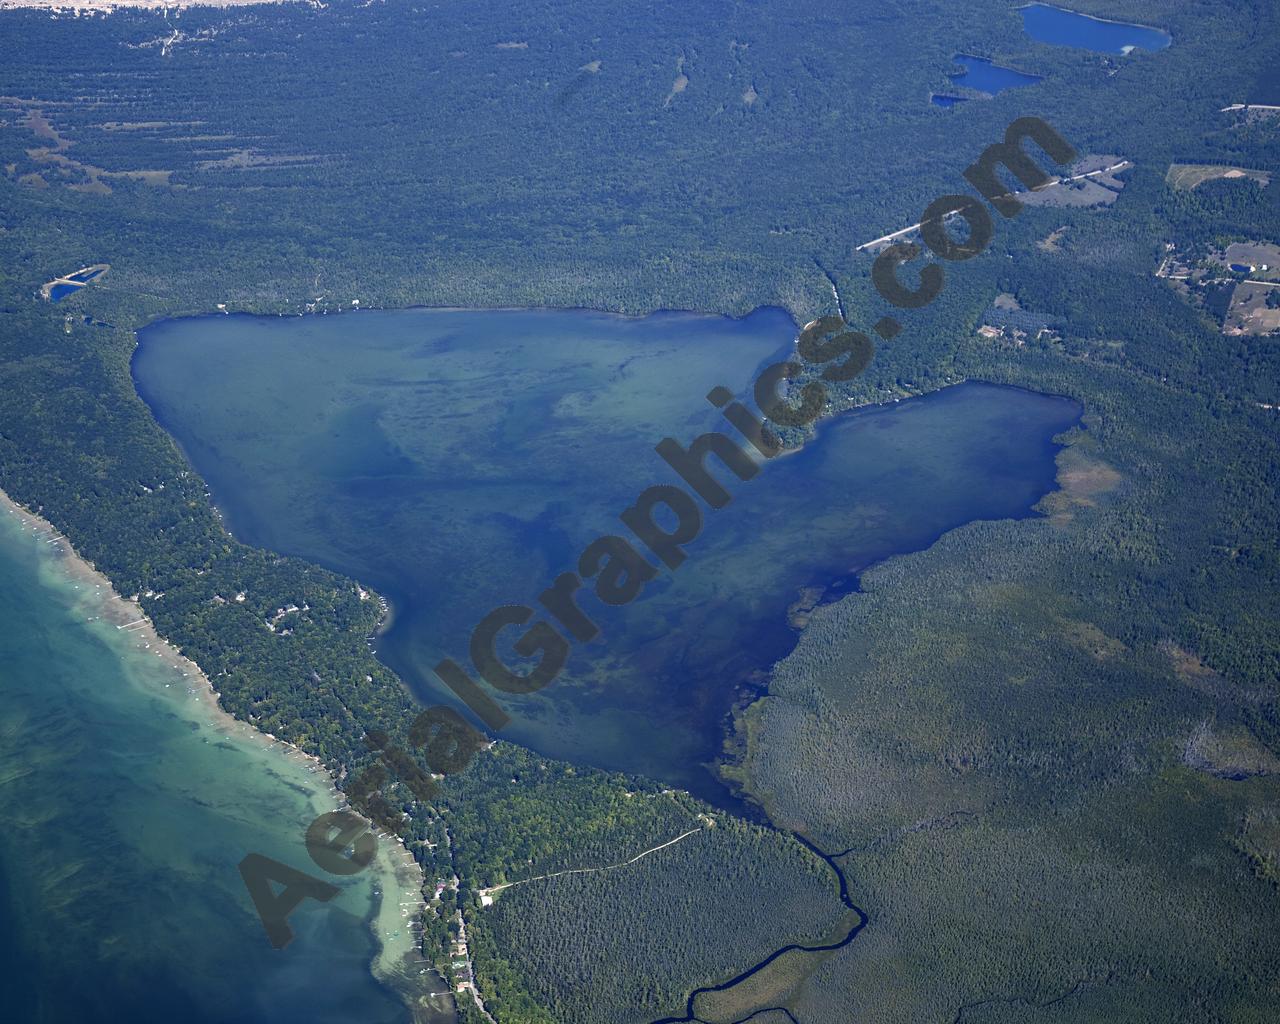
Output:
[478, 826, 706, 899]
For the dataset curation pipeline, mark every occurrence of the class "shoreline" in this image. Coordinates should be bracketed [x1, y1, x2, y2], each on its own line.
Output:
[0, 488, 333, 782]
[0, 485, 432, 1019]
[1017, 1, 1173, 38]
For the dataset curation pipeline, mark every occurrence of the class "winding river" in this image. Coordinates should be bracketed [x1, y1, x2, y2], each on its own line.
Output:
[650, 832, 868, 1024]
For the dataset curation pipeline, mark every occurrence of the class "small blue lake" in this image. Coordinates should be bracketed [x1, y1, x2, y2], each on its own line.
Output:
[1230, 263, 1252, 274]
[949, 54, 1042, 94]
[1021, 3, 1172, 54]
[44, 266, 107, 303]
[931, 94, 969, 108]
[48, 283, 83, 303]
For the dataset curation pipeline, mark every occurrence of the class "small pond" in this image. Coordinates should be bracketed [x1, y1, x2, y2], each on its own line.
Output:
[48, 283, 83, 303]
[949, 54, 1042, 94]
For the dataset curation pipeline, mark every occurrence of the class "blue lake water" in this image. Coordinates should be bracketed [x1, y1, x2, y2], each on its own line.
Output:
[931, 94, 969, 108]
[47, 283, 82, 303]
[949, 54, 1042, 94]
[132, 306, 1082, 807]
[0, 506, 409, 1024]
[1021, 3, 1172, 54]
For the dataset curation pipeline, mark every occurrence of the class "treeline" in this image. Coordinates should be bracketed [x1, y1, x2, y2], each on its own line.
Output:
[470, 816, 847, 1024]
[0, 0, 1278, 1021]
[726, 70, 1280, 1024]
[438, 744, 702, 890]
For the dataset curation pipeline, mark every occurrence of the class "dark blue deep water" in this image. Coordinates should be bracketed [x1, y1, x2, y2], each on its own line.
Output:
[133, 307, 1082, 806]
[47, 283, 82, 303]
[1021, 3, 1172, 54]
[949, 54, 1042, 94]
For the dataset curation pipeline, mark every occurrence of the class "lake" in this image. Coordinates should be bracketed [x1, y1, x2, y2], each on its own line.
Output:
[949, 54, 1042, 94]
[0, 503, 411, 1024]
[933, 55, 1040, 108]
[47, 283, 82, 303]
[1021, 3, 1172, 54]
[43, 266, 108, 303]
[132, 306, 1081, 807]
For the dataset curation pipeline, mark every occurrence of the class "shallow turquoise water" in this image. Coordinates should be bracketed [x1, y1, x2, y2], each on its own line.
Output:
[0, 507, 407, 1024]
[133, 306, 1081, 806]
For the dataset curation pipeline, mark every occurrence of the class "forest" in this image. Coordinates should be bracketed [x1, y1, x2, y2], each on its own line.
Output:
[1, 0, 1279, 1021]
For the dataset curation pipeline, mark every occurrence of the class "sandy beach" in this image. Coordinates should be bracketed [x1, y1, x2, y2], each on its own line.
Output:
[0, 488, 333, 781]
[0, 485, 433, 1011]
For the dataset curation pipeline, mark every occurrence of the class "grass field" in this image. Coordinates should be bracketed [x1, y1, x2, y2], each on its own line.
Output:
[1165, 163, 1272, 189]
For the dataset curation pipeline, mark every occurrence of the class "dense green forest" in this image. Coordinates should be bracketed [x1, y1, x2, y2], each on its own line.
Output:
[1, 0, 1279, 1021]
[471, 817, 850, 1024]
